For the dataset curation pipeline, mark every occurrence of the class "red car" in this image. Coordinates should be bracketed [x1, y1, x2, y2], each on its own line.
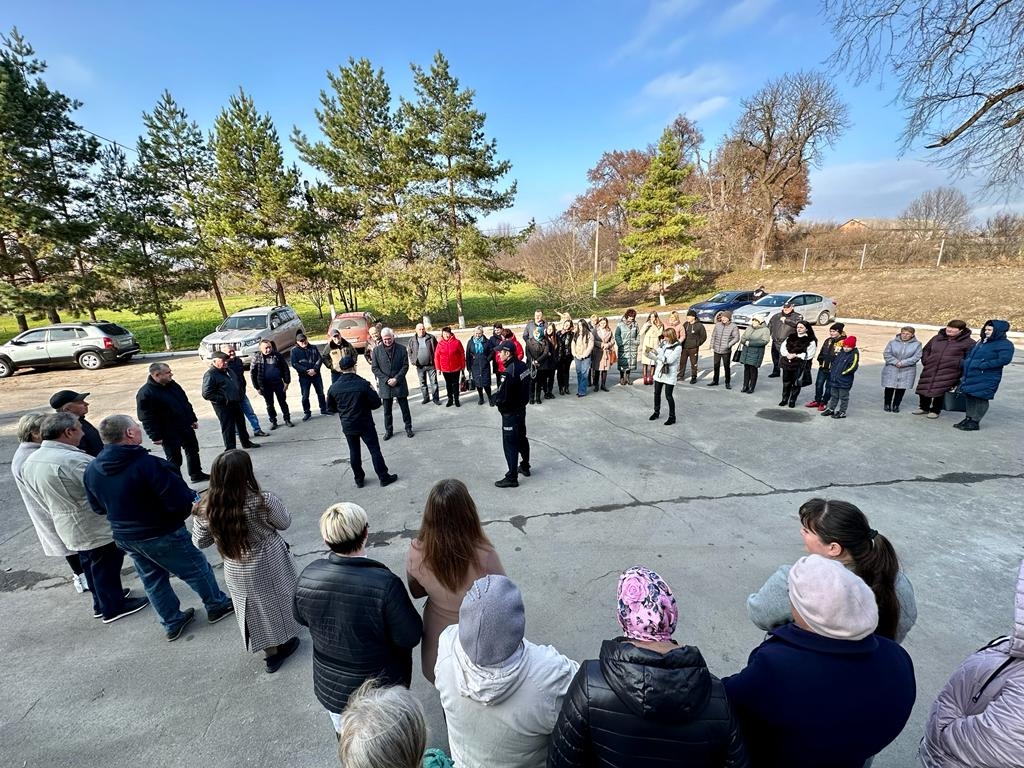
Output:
[328, 311, 377, 351]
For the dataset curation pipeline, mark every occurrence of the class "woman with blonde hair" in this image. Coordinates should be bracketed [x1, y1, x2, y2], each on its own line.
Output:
[406, 478, 504, 683]
[193, 449, 301, 672]
[595, 317, 615, 392]
[649, 327, 682, 425]
[638, 311, 663, 384]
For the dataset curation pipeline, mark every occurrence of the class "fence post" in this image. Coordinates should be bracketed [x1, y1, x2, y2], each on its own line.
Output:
[859, 243, 867, 270]
[802, 248, 808, 273]
[936, 238, 945, 267]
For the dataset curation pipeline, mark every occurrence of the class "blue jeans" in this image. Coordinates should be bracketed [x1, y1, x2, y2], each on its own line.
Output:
[575, 358, 591, 396]
[117, 527, 230, 631]
[814, 367, 831, 404]
[298, 371, 327, 415]
[241, 395, 261, 432]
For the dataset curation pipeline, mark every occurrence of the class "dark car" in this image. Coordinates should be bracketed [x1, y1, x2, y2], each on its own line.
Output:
[688, 290, 758, 323]
[0, 321, 140, 378]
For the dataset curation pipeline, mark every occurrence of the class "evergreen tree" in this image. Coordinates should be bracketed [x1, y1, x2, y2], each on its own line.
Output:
[139, 91, 228, 318]
[94, 145, 202, 349]
[620, 129, 702, 306]
[207, 88, 298, 306]
[0, 28, 100, 327]
[402, 51, 517, 327]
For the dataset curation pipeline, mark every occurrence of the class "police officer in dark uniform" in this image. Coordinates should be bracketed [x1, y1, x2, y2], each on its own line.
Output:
[326, 350, 398, 489]
[493, 341, 532, 488]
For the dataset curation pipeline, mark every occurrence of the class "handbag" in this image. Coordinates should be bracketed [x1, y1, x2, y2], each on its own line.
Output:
[801, 360, 813, 387]
[731, 348, 742, 363]
[459, 373, 471, 392]
[608, 346, 618, 366]
[944, 386, 967, 412]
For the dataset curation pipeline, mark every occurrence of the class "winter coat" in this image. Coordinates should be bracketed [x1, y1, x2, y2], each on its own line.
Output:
[652, 341, 683, 385]
[614, 321, 640, 370]
[828, 347, 859, 389]
[768, 310, 803, 345]
[722, 623, 916, 768]
[75, 417, 104, 458]
[19, 441, 110, 552]
[960, 320, 1014, 400]
[747, 564, 918, 645]
[434, 336, 466, 374]
[192, 490, 301, 653]
[711, 321, 740, 354]
[408, 332, 438, 369]
[557, 331, 575, 367]
[290, 343, 324, 377]
[322, 338, 355, 374]
[435, 626, 578, 768]
[737, 326, 770, 367]
[682, 320, 707, 350]
[919, 559, 1024, 768]
[571, 331, 594, 361]
[293, 554, 422, 715]
[638, 322, 663, 363]
[541, 334, 559, 370]
[12, 442, 71, 557]
[496, 337, 524, 374]
[548, 639, 749, 768]
[326, 372, 381, 436]
[525, 336, 550, 375]
[202, 365, 244, 405]
[250, 349, 291, 390]
[780, 334, 816, 370]
[595, 327, 615, 371]
[136, 378, 199, 443]
[465, 335, 494, 388]
[371, 342, 410, 398]
[83, 443, 196, 543]
[881, 335, 923, 390]
[816, 335, 846, 371]
[917, 328, 975, 397]
[226, 356, 249, 395]
[405, 541, 504, 685]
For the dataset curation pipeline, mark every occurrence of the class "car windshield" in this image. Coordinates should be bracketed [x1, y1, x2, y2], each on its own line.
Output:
[751, 294, 792, 308]
[221, 315, 267, 331]
[332, 318, 367, 330]
[706, 292, 736, 303]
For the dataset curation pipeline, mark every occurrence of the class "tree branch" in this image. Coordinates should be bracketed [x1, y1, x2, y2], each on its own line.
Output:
[925, 81, 1024, 148]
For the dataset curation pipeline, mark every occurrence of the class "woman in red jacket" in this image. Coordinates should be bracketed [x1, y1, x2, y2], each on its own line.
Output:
[434, 327, 467, 407]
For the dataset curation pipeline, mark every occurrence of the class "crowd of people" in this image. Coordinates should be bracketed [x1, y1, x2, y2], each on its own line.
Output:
[5, 302, 1019, 768]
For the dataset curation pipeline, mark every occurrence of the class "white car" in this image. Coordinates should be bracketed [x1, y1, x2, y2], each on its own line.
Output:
[198, 306, 304, 366]
[732, 291, 838, 328]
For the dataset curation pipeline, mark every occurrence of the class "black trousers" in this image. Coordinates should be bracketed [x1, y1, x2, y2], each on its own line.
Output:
[540, 369, 555, 395]
[442, 371, 461, 404]
[79, 541, 127, 619]
[653, 381, 675, 416]
[770, 342, 782, 374]
[298, 372, 326, 415]
[345, 428, 389, 481]
[678, 348, 699, 380]
[883, 387, 906, 408]
[382, 397, 412, 434]
[556, 361, 572, 391]
[712, 352, 732, 384]
[162, 428, 202, 479]
[213, 402, 251, 449]
[781, 366, 803, 403]
[260, 380, 290, 423]
[500, 409, 529, 478]
[742, 364, 759, 392]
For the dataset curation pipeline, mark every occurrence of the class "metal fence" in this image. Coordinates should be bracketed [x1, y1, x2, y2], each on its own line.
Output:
[761, 237, 1024, 271]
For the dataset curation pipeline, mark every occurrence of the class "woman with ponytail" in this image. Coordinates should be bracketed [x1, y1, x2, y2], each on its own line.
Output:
[746, 498, 917, 642]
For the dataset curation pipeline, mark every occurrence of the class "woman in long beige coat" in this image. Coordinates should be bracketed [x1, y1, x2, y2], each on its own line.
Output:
[638, 312, 664, 384]
[405, 478, 504, 683]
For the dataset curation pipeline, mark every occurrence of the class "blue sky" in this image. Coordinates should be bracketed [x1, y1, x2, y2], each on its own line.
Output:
[8, 0, 1020, 229]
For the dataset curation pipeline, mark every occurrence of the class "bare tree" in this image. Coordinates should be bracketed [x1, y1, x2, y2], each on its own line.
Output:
[824, 0, 1024, 191]
[729, 71, 849, 268]
[516, 218, 597, 315]
[900, 186, 973, 236]
[567, 149, 653, 243]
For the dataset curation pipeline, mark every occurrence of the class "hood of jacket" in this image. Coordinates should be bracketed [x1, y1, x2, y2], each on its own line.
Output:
[599, 638, 712, 722]
[88, 443, 151, 477]
[982, 319, 1010, 342]
[450, 635, 529, 705]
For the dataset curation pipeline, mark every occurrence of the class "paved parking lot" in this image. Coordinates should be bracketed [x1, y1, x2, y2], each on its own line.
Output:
[1, 321, 1021, 767]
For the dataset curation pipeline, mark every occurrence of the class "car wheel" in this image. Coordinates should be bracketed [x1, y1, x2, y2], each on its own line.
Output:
[77, 351, 106, 370]
[817, 311, 831, 325]
[0, 357, 13, 378]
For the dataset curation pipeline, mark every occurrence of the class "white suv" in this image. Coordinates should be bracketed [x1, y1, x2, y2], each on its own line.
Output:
[198, 306, 305, 366]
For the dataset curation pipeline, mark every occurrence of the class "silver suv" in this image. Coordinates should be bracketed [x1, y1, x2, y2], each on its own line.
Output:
[198, 305, 305, 366]
[0, 322, 140, 378]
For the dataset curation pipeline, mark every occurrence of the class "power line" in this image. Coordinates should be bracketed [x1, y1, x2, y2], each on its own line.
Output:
[81, 127, 138, 154]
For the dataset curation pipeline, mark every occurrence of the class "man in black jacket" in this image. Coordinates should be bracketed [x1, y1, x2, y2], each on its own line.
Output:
[201, 352, 260, 450]
[50, 390, 104, 457]
[326, 351, 397, 488]
[251, 340, 293, 429]
[493, 341, 532, 488]
[84, 414, 234, 641]
[289, 333, 328, 421]
[136, 363, 208, 481]
[679, 311, 707, 384]
[768, 303, 803, 377]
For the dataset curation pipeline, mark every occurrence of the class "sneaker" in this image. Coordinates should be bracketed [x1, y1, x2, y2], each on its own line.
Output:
[93, 588, 134, 617]
[494, 477, 519, 488]
[166, 607, 196, 642]
[207, 600, 235, 624]
[804, 401, 819, 408]
[73, 573, 89, 593]
[102, 597, 149, 624]
[953, 418, 969, 428]
[190, 472, 211, 482]
[253, 429, 270, 437]
[961, 419, 979, 431]
[832, 412, 847, 419]
[242, 442, 261, 449]
[265, 636, 300, 674]
[820, 409, 834, 416]
[519, 463, 531, 477]
[911, 409, 928, 415]
[380, 473, 399, 487]
[926, 412, 940, 419]
[302, 413, 312, 422]
[817, 404, 827, 411]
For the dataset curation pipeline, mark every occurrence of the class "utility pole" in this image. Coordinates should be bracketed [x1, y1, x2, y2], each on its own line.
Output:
[592, 219, 600, 299]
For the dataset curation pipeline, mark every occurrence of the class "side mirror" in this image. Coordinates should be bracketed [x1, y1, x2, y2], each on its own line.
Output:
[216, 324, 225, 332]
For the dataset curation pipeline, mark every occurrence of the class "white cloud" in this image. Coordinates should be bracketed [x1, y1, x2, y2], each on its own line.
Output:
[639, 65, 732, 101]
[803, 159, 951, 222]
[971, 201, 1024, 220]
[612, 0, 702, 63]
[47, 54, 96, 87]
[685, 95, 729, 121]
[717, 0, 777, 32]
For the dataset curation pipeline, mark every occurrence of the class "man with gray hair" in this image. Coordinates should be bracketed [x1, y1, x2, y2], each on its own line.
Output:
[136, 362, 208, 481]
[407, 323, 439, 405]
[20, 413, 148, 623]
[370, 327, 413, 440]
[84, 415, 233, 641]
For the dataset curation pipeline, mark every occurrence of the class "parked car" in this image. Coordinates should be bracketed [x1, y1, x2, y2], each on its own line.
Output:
[198, 305, 304, 366]
[732, 291, 838, 328]
[328, 311, 377, 351]
[0, 321, 140, 378]
[688, 290, 758, 323]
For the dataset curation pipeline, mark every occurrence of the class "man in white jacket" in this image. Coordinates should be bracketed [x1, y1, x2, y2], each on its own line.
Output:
[434, 575, 578, 768]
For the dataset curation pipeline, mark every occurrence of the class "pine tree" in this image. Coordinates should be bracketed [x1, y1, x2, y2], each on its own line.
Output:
[620, 129, 702, 306]
[207, 88, 298, 306]
[139, 91, 228, 318]
[402, 52, 517, 327]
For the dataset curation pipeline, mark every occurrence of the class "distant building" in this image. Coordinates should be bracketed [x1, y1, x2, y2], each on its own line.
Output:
[838, 218, 940, 238]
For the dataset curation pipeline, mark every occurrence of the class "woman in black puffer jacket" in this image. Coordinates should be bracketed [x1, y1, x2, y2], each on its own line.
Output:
[548, 566, 748, 768]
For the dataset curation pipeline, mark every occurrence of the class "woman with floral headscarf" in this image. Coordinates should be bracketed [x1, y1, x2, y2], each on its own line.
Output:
[549, 566, 748, 767]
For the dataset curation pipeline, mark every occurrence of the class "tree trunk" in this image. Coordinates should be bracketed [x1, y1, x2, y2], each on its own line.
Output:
[210, 270, 228, 318]
[275, 277, 286, 307]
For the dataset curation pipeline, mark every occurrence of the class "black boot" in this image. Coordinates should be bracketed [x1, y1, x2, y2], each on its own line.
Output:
[779, 383, 790, 406]
[600, 371, 609, 391]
